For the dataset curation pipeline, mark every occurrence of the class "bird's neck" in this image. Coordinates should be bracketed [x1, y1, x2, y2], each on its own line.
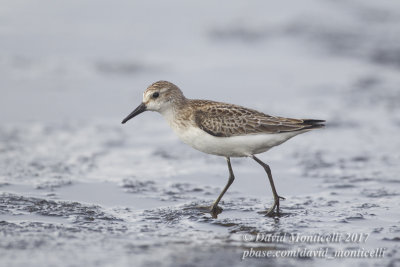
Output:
[160, 98, 192, 128]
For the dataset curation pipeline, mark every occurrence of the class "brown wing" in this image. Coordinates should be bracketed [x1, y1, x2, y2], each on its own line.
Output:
[193, 102, 324, 137]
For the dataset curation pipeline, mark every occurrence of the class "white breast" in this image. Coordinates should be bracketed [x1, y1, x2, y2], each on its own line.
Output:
[169, 123, 305, 157]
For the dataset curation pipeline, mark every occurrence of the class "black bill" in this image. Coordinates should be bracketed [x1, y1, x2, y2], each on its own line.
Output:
[121, 102, 147, 124]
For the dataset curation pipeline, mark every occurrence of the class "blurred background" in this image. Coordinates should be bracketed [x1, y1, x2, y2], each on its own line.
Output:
[2, 0, 399, 124]
[1, 0, 400, 266]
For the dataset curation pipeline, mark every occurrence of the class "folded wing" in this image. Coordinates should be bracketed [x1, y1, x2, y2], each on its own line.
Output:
[193, 102, 324, 138]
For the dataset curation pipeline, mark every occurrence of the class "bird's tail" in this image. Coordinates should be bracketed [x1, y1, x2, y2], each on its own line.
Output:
[302, 119, 325, 129]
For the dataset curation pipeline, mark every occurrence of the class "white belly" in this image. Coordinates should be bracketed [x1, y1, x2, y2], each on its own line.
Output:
[170, 124, 306, 157]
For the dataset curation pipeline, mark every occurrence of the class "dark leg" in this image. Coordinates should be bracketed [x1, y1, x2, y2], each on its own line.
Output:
[210, 157, 235, 218]
[251, 155, 285, 215]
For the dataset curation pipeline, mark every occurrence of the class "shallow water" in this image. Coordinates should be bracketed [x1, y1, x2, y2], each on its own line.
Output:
[1, 0, 400, 266]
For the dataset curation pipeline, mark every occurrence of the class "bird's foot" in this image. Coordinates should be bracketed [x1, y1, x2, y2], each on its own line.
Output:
[210, 205, 223, 218]
[265, 195, 285, 217]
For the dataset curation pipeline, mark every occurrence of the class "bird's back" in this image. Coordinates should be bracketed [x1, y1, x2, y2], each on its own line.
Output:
[188, 99, 324, 138]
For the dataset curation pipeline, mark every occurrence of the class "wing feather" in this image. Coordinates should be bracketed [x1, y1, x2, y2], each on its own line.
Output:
[192, 101, 324, 137]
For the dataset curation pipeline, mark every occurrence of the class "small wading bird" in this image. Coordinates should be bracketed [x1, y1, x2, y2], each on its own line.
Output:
[122, 81, 324, 218]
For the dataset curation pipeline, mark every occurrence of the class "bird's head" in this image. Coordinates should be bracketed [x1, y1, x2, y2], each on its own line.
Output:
[121, 81, 185, 124]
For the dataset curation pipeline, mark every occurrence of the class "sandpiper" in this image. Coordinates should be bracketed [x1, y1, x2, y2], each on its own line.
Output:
[122, 81, 324, 218]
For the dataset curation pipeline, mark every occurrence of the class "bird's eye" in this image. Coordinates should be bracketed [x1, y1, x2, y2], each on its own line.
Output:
[152, 92, 159, 98]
